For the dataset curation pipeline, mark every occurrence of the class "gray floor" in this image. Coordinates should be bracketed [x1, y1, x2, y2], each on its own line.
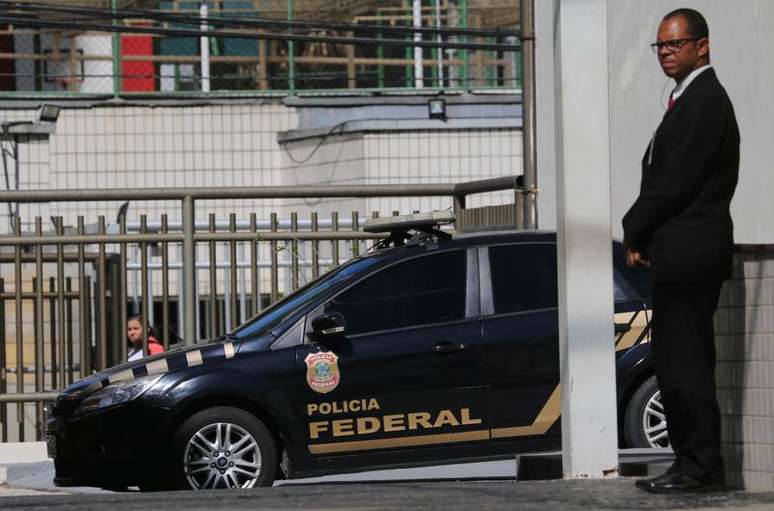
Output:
[1, 458, 520, 494]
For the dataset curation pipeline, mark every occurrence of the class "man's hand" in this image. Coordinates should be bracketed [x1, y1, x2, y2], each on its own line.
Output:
[626, 248, 650, 268]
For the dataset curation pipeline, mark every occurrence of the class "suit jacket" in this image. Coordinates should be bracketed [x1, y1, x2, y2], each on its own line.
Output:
[622, 68, 740, 283]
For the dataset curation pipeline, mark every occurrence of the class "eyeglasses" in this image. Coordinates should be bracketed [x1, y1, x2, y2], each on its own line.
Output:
[650, 38, 700, 53]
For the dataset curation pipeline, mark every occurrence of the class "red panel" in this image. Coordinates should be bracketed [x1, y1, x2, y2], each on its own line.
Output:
[121, 34, 155, 92]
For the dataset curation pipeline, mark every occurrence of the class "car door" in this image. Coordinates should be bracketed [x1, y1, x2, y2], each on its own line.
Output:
[292, 247, 489, 471]
[480, 242, 562, 453]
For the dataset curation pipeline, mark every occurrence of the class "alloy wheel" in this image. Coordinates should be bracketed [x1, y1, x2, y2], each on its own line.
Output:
[182, 422, 262, 489]
[642, 390, 670, 448]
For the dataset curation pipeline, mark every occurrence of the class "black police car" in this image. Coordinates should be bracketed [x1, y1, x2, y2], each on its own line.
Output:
[46, 214, 661, 491]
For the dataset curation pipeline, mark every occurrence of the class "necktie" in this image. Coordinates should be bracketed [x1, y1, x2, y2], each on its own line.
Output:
[667, 94, 676, 111]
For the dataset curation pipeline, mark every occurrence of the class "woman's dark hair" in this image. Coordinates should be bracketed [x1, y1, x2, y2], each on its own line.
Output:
[664, 8, 709, 39]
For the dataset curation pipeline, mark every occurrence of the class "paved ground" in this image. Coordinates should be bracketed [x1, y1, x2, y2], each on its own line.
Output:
[1, 456, 773, 511]
[1, 478, 774, 511]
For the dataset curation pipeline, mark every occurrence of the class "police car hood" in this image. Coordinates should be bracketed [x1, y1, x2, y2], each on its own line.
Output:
[57, 340, 240, 402]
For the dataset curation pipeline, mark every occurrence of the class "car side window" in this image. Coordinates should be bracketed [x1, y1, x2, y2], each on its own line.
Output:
[489, 244, 558, 314]
[327, 250, 467, 335]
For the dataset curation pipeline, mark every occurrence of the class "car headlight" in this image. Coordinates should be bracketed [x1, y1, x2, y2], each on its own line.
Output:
[74, 375, 162, 416]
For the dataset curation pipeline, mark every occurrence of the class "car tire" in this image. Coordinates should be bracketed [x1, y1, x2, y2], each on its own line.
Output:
[170, 406, 278, 490]
[623, 375, 670, 448]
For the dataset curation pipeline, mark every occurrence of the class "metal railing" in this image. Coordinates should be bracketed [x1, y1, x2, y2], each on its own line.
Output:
[0, 0, 521, 97]
[0, 175, 521, 442]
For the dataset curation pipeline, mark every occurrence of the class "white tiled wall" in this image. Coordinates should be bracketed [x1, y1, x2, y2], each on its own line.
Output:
[716, 250, 774, 491]
[1, 102, 298, 232]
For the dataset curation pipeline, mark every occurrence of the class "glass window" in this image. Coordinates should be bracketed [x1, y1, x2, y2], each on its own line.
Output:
[490, 244, 558, 314]
[233, 256, 381, 339]
[327, 250, 467, 335]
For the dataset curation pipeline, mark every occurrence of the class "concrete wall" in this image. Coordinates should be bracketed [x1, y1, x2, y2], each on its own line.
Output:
[278, 127, 521, 220]
[716, 248, 774, 491]
[537, 0, 774, 245]
[608, 1, 774, 244]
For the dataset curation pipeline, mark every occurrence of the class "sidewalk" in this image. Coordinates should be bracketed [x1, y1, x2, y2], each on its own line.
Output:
[1, 478, 773, 510]
[1, 443, 772, 510]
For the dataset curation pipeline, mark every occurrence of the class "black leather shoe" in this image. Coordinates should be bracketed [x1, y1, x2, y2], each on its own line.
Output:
[635, 471, 726, 494]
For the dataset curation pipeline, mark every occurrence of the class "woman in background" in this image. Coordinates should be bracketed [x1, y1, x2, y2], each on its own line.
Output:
[126, 314, 164, 361]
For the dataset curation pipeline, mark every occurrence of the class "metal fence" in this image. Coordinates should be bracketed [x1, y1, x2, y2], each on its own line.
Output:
[0, 0, 521, 97]
[0, 175, 521, 442]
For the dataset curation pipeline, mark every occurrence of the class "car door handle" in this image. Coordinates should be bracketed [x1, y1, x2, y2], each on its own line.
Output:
[431, 342, 466, 355]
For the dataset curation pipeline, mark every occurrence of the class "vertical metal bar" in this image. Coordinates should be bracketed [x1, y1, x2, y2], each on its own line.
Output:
[346, 31, 356, 89]
[182, 196, 196, 345]
[453, 194, 466, 223]
[238, 242, 247, 325]
[434, 0, 443, 87]
[0, 279, 6, 442]
[208, 213, 218, 339]
[515, 184, 525, 230]
[33, 280, 40, 437]
[161, 215, 170, 349]
[33, 218, 44, 434]
[270, 212, 278, 303]
[77, 217, 88, 377]
[258, 30, 268, 90]
[371, 211, 380, 250]
[287, 0, 295, 93]
[351, 211, 360, 258]
[48, 277, 56, 386]
[290, 212, 299, 291]
[195, 265, 201, 341]
[130, 244, 139, 314]
[13, 218, 24, 441]
[376, 22, 384, 89]
[461, 0, 469, 90]
[56, 217, 66, 390]
[249, 213, 258, 314]
[311, 212, 319, 279]
[111, 0, 121, 96]
[331, 212, 339, 268]
[119, 215, 127, 363]
[223, 244, 231, 332]
[140, 215, 149, 356]
[229, 213, 238, 329]
[84, 276, 92, 375]
[97, 216, 108, 370]
[65, 278, 73, 385]
[520, 0, 538, 229]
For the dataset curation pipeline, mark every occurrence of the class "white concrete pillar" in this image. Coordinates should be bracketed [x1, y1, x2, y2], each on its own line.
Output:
[554, 0, 619, 479]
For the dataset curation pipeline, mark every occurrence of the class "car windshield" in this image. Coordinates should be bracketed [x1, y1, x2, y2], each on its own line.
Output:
[231, 255, 381, 339]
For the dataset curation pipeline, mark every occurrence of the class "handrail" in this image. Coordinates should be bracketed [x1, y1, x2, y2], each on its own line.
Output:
[0, 176, 520, 204]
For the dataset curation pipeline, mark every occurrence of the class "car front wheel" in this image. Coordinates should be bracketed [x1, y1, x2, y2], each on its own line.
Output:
[623, 375, 671, 448]
[172, 406, 277, 490]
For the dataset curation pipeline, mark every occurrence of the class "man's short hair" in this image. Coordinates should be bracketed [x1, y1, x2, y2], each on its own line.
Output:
[663, 8, 709, 39]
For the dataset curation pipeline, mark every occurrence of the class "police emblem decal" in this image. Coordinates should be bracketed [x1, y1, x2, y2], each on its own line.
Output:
[304, 351, 340, 394]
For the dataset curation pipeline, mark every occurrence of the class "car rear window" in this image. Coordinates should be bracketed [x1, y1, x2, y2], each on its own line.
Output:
[490, 244, 558, 314]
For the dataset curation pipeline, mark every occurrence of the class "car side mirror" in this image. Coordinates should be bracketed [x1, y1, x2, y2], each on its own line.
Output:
[311, 312, 346, 343]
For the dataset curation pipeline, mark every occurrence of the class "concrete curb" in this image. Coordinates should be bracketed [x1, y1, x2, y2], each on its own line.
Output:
[0, 442, 49, 484]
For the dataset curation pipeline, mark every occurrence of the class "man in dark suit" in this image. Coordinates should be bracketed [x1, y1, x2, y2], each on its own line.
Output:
[622, 8, 739, 493]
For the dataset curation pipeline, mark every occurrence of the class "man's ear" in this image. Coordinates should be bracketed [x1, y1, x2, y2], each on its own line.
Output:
[697, 37, 710, 59]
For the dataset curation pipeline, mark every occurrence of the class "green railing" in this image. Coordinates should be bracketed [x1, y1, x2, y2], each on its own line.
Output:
[0, 0, 521, 99]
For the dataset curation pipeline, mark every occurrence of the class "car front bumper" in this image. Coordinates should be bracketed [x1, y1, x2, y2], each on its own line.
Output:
[47, 399, 170, 488]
